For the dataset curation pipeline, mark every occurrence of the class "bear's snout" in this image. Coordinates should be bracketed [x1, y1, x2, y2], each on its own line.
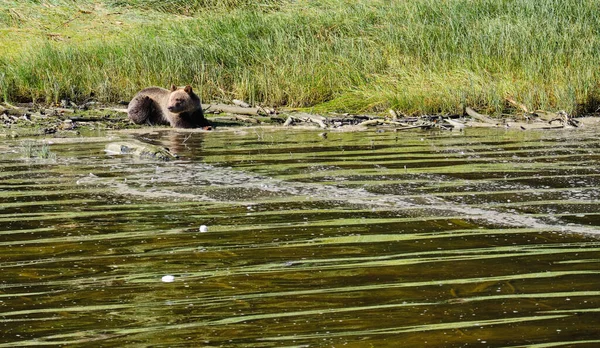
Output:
[167, 103, 183, 112]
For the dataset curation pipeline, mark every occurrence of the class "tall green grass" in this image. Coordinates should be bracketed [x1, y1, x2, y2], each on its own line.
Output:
[107, 0, 285, 12]
[2, 0, 600, 115]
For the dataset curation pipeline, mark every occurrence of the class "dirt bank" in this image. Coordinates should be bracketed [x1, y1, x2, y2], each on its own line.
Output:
[1, 102, 599, 138]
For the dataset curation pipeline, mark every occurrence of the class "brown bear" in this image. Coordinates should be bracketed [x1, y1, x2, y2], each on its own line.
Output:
[127, 85, 211, 129]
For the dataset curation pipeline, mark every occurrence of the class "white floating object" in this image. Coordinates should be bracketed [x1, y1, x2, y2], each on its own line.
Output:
[199, 225, 208, 233]
[161, 275, 175, 283]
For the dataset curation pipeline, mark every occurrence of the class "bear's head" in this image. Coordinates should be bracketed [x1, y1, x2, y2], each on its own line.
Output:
[167, 85, 201, 114]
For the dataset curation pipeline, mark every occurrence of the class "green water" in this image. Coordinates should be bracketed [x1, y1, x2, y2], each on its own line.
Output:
[1, 127, 600, 347]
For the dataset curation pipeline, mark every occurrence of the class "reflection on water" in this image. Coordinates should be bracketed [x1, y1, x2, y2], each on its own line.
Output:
[1, 127, 600, 347]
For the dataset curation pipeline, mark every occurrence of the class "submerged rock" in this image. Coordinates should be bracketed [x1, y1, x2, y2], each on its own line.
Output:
[105, 140, 177, 161]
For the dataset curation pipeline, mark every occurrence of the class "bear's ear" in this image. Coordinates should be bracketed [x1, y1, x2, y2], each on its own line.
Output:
[170, 84, 177, 92]
[184, 85, 193, 94]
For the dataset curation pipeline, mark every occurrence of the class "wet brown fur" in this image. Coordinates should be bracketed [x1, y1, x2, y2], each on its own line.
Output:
[127, 85, 210, 128]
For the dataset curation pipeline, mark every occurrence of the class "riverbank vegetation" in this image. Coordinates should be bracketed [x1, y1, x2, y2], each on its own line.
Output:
[2, 0, 600, 115]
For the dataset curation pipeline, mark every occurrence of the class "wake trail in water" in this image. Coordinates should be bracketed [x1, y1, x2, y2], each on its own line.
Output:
[78, 161, 600, 235]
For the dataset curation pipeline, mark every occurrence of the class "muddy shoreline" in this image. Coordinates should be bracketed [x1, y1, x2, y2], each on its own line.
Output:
[2, 102, 600, 138]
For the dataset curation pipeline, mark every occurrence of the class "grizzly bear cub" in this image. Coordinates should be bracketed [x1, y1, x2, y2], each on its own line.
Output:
[127, 85, 210, 128]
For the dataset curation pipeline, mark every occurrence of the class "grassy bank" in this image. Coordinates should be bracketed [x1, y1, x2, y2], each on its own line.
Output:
[2, 0, 600, 115]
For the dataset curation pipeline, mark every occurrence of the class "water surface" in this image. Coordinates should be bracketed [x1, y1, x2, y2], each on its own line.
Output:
[1, 127, 600, 347]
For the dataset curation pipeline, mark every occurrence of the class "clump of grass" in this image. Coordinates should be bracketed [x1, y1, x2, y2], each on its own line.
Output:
[19, 140, 57, 160]
[2, 0, 600, 115]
